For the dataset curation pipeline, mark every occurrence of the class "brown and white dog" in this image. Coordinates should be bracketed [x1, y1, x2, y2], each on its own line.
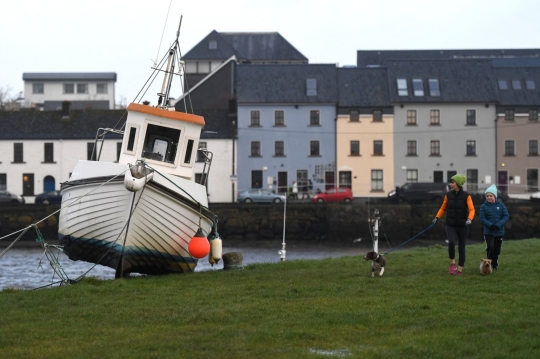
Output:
[480, 258, 493, 276]
[363, 251, 386, 277]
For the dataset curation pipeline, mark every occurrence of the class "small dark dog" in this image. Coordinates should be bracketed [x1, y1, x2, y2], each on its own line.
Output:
[480, 258, 493, 276]
[363, 251, 386, 277]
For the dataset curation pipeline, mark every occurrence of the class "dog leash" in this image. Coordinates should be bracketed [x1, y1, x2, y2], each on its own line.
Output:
[381, 223, 434, 256]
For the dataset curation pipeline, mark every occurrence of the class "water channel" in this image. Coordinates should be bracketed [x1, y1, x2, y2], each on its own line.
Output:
[0, 240, 386, 290]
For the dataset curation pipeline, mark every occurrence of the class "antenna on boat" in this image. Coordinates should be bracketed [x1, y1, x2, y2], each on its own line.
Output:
[157, 15, 183, 109]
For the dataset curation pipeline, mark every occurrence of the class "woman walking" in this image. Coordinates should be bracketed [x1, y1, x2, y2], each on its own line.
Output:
[432, 174, 475, 276]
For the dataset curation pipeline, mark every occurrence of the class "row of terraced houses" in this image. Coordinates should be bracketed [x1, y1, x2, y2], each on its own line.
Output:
[1, 31, 539, 203]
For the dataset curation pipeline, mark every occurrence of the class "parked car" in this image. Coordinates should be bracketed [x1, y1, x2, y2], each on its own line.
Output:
[530, 191, 540, 202]
[0, 190, 25, 204]
[237, 189, 286, 203]
[388, 182, 448, 203]
[312, 187, 353, 203]
[469, 188, 509, 203]
[35, 190, 63, 205]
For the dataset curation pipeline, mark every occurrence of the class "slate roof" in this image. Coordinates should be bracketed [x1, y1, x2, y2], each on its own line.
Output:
[493, 59, 540, 106]
[22, 73, 117, 81]
[236, 64, 338, 103]
[357, 49, 540, 67]
[0, 110, 125, 140]
[386, 59, 499, 103]
[183, 31, 307, 62]
[194, 109, 234, 139]
[338, 67, 391, 107]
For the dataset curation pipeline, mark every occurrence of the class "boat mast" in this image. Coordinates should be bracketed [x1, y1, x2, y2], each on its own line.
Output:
[157, 15, 183, 109]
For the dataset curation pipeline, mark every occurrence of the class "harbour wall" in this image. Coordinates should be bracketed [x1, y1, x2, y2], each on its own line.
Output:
[1, 202, 539, 244]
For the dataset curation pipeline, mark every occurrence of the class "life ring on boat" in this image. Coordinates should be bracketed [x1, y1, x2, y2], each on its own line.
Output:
[124, 166, 154, 192]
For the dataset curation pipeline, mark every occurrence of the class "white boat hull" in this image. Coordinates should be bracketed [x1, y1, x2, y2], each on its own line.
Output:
[58, 161, 215, 275]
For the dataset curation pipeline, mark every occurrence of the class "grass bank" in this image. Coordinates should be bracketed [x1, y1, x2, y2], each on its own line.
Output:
[1, 239, 540, 358]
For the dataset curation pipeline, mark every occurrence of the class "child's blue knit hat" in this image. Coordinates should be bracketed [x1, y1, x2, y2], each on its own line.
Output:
[485, 184, 498, 199]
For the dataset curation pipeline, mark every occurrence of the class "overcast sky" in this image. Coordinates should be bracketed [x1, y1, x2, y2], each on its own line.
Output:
[2, 0, 540, 105]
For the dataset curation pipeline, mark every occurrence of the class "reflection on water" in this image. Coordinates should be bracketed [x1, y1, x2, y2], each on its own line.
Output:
[0, 241, 369, 290]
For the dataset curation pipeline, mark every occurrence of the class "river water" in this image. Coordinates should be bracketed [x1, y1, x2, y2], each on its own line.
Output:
[0, 240, 384, 290]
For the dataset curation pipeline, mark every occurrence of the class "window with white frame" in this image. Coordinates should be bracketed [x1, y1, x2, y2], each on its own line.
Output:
[250, 141, 261, 157]
[371, 170, 383, 191]
[63, 84, 74, 94]
[275, 141, 285, 156]
[14, 143, 23, 163]
[44, 143, 54, 163]
[529, 140, 538, 156]
[407, 140, 417, 156]
[250, 111, 260, 126]
[466, 140, 476, 156]
[274, 110, 285, 126]
[77, 83, 88, 94]
[430, 110, 440, 125]
[310, 110, 320, 125]
[350, 141, 359, 155]
[197, 141, 207, 162]
[406, 169, 418, 183]
[32, 83, 44, 94]
[467, 110, 476, 125]
[350, 110, 359, 122]
[467, 169, 478, 191]
[97, 83, 108, 94]
[373, 140, 383, 156]
[504, 140, 515, 156]
[407, 110, 417, 125]
[529, 109, 538, 121]
[430, 140, 440, 156]
[310, 141, 320, 156]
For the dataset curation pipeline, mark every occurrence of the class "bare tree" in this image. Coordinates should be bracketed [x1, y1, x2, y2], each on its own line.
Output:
[0, 86, 23, 111]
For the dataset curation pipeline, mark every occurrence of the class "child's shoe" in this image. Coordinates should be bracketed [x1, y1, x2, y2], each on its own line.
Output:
[449, 263, 456, 275]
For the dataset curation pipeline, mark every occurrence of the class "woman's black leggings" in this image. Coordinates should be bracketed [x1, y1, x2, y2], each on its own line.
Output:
[446, 226, 468, 267]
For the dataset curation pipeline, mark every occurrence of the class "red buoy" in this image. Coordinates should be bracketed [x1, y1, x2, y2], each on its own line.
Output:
[188, 228, 210, 259]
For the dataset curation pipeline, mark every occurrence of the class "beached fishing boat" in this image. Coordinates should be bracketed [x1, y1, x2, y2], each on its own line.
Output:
[58, 17, 221, 277]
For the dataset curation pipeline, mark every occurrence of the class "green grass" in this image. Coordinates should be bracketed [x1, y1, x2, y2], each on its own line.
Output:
[1, 239, 540, 359]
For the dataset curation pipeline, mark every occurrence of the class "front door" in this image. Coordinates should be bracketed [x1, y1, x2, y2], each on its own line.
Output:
[433, 171, 443, 183]
[277, 171, 288, 194]
[43, 176, 55, 192]
[23, 173, 34, 196]
[251, 170, 262, 189]
[325, 171, 335, 191]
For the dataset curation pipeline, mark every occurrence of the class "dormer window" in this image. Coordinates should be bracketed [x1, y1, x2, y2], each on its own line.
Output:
[307, 79, 317, 96]
[397, 79, 408, 96]
[412, 79, 424, 96]
[209, 40, 217, 50]
[428, 79, 440, 96]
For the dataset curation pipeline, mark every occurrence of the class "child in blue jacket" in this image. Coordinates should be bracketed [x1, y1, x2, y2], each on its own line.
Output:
[479, 184, 510, 270]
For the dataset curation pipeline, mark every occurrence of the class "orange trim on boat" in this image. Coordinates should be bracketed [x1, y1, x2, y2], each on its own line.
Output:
[127, 103, 205, 126]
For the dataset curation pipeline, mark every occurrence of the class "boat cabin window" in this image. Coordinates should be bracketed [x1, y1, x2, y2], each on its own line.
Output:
[184, 139, 194, 164]
[127, 127, 137, 152]
[142, 124, 181, 164]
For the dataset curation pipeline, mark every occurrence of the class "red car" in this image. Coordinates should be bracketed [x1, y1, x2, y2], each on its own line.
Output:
[312, 187, 353, 203]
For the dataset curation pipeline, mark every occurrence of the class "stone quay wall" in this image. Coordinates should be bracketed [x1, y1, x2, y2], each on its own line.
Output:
[0, 202, 539, 245]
